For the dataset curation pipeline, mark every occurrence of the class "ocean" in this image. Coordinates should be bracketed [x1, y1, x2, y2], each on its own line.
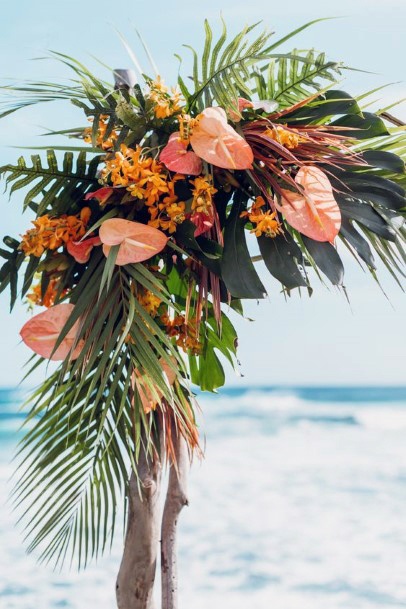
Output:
[1, 386, 406, 609]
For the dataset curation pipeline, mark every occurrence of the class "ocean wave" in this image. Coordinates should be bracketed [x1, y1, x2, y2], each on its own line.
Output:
[213, 385, 406, 404]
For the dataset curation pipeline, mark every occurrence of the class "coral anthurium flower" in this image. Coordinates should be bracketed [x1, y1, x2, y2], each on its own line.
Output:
[190, 107, 254, 170]
[20, 303, 84, 361]
[99, 218, 168, 266]
[133, 358, 177, 414]
[84, 187, 115, 206]
[275, 166, 341, 242]
[160, 133, 203, 175]
[67, 236, 102, 263]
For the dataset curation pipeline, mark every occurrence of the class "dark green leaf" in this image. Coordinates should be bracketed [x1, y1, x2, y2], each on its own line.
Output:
[221, 197, 267, 299]
[339, 217, 376, 268]
[302, 237, 344, 285]
[283, 90, 360, 123]
[332, 112, 390, 139]
[258, 233, 307, 289]
[336, 194, 396, 241]
[362, 150, 405, 174]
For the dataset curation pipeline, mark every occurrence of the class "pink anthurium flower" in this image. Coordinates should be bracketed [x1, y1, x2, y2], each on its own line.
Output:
[160, 133, 202, 175]
[99, 218, 168, 266]
[190, 107, 254, 170]
[275, 166, 341, 243]
[67, 236, 102, 264]
[20, 303, 84, 361]
[84, 187, 115, 206]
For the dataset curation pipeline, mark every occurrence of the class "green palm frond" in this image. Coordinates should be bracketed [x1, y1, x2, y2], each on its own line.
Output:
[179, 18, 343, 113]
[13, 253, 193, 568]
[0, 52, 115, 120]
[254, 49, 342, 108]
[0, 150, 101, 214]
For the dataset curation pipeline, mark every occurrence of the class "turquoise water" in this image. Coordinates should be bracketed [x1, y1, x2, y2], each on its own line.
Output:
[1, 386, 406, 608]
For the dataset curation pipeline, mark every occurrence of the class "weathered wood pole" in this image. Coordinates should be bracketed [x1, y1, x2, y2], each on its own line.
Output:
[116, 448, 162, 609]
[161, 430, 189, 609]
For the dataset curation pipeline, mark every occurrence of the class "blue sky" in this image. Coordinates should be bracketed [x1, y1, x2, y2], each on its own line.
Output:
[0, 0, 405, 386]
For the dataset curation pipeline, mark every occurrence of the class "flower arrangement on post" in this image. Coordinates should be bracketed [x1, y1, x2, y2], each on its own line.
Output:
[0, 18, 405, 609]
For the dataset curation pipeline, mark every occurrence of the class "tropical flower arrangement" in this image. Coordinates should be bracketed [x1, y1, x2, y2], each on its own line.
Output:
[0, 18, 405, 609]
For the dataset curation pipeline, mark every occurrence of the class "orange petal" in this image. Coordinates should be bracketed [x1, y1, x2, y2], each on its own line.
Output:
[190, 107, 253, 170]
[275, 166, 341, 243]
[160, 132, 203, 175]
[67, 236, 101, 263]
[99, 218, 168, 266]
[20, 303, 84, 361]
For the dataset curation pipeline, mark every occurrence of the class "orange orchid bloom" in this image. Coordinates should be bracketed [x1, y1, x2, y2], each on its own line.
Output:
[99, 218, 168, 266]
[275, 166, 341, 243]
[20, 303, 84, 361]
[159, 133, 202, 175]
[67, 236, 102, 264]
[190, 107, 254, 170]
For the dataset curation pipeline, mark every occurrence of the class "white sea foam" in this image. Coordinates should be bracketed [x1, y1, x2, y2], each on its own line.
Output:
[1, 390, 406, 609]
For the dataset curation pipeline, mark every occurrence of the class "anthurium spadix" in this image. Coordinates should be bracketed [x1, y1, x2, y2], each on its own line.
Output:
[275, 166, 341, 243]
[99, 218, 168, 265]
[20, 303, 84, 361]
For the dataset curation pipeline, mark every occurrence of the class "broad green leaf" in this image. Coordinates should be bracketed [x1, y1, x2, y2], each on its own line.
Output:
[221, 197, 267, 299]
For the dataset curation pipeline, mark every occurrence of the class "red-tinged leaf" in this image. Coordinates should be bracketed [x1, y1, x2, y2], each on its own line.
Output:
[99, 218, 168, 266]
[275, 166, 341, 243]
[190, 208, 215, 236]
[160, 132, 202, 175]
[67, 236, 102, 263]
[190, 107, 253, 170]
[20, 303, 84, 361]
[84, 187, 115, 205]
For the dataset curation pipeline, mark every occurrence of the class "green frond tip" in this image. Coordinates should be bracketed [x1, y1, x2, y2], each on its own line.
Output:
[178, 19, 344, 114]
[1, 150, 101, 215]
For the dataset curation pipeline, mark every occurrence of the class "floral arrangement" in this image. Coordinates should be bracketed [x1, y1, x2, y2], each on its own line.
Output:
[0, 18, 405, 594]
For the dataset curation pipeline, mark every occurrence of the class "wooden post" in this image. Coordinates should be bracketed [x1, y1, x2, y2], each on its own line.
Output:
[160, 431, 189, 609]
[116, 449, 162, 609]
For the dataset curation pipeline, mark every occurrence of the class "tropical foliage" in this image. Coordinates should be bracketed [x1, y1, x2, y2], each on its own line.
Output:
[0, 19, 405, 569]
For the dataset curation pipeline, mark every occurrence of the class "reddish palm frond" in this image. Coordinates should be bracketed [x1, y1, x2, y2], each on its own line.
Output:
[242, 114, 367, 209]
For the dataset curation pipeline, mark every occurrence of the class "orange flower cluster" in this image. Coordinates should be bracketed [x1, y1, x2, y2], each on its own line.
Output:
[148, 178, 186, 234]
[264, 125, 303, 150]
[83, 114, 118, 150]
[20, 208, 92, 257]
[190, 175, 218, 215]
[136, 288, 162, 317]
[161, 313, 201, 355]
[101, 144, 170, 205]
[241, 196, 282, 238]
[27, 277, 67, 308]
[101, 145, 188, 234]
[147, 76, 183, 119]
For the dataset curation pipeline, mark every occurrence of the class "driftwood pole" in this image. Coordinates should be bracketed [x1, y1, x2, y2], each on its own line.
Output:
[161, 433, 189, 609]
[116, 449, 162, 609]
[116, 424, 190, 609]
